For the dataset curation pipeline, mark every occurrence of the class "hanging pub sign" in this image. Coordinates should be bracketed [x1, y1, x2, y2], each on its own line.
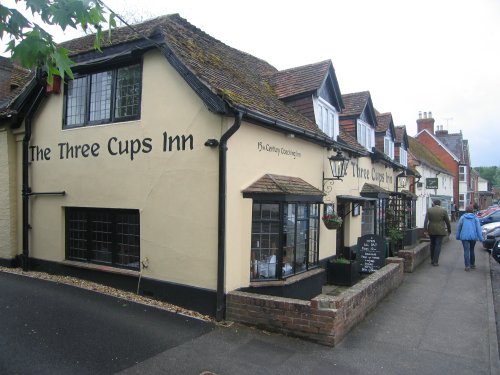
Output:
[426, 178, 438, 189]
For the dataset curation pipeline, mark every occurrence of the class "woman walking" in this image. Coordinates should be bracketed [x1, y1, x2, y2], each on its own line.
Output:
[456, 205, 483, 271]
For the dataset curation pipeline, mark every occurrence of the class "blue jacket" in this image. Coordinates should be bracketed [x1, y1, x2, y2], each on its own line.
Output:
[456, 213, 483, 241]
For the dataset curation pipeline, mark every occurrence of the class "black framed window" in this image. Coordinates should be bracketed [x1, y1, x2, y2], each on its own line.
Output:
[251, 202, 319, 281]
[66, 207, 140, 270]
[64, 63, 142, 128]
[361, 202, 375, 236]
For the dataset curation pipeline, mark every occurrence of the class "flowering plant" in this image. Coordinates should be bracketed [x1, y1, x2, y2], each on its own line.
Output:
[322, 212, 343, 226]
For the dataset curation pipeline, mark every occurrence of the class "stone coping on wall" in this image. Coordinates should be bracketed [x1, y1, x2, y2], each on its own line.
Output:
[226, 257, 404, 346]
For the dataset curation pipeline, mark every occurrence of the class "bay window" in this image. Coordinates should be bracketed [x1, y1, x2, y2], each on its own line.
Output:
[251, 202, 319, 280]
[314, 97, 339, 139]
[399, 147, 408, 167]
[357, 120, 375, 151]
[384, 136, 394, 159]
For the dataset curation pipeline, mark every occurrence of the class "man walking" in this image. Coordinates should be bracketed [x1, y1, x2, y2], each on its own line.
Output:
[424, 199, 452, 266]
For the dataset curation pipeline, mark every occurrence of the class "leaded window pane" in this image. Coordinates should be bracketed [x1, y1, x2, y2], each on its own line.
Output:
[68, 210, 87, 260]
[116, 212, 140, 268]
[115, 65, 141, 119]
[89, 71, 112, 122]
[66, 77, 87, 127]
[66, 208, 140, 270]
[250, 202, 319, 281]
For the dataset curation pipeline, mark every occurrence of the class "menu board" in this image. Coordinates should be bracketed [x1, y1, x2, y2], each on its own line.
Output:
[357, 234, 385, 273]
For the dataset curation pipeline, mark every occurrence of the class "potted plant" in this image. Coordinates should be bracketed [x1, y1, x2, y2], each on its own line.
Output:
[327, 256, 359, 286]
[322, 211, 343, 230]
[387, 225, 404, 256]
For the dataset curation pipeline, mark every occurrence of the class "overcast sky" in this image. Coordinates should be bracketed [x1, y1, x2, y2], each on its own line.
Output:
[3, 0, 499, 166]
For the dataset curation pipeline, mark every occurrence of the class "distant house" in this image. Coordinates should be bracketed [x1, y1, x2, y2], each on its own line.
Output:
[407, 135, 454, 227]
[477, 175, 494, 209]
[414, 111, 474, 213]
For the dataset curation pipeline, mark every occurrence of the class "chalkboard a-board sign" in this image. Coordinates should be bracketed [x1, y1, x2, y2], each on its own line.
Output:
[357, 234, 385, 273]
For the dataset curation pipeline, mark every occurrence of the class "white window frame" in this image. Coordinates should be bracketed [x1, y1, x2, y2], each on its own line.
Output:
[313, 97, 339, 140]
[356, 119, 374, 151]
[384, 136, 394, 159]
[399, 147, 408, 167]
[459, 165, 466, 182]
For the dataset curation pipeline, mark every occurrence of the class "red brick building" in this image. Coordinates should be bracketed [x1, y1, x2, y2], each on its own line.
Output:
[414, 111, 475, 212]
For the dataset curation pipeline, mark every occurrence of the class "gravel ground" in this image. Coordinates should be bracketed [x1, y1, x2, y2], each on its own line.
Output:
[0, 266, 214, 323]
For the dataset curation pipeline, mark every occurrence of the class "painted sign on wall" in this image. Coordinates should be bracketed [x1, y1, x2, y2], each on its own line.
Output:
[29, 132, 193, 162]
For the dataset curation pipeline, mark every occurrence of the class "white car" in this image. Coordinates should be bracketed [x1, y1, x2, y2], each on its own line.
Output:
[482, 222, 500, 250]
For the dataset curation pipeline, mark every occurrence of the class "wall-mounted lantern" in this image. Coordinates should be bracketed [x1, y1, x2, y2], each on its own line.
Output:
[396, 170, 408, 191]
[323, 151, 350, 192]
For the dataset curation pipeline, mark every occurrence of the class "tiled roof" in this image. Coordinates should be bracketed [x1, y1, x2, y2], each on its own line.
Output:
[242, 174, 324, 196]
[361, 183, 391, 195]
[338, 130, 369, 155]
[59, 14, 327, 137]
[340, 91, 370, 117]
[408, 136, 451, 174]
[0, 57, 32, 117]
[434, 133, 464, 163]
[268, 60, 331, 99]
[375, 112, 392, 132]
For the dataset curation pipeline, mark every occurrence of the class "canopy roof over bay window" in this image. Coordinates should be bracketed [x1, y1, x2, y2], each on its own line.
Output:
[242, 174, 324, 202]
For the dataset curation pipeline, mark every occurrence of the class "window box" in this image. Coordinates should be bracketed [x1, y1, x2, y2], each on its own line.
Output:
[327, 260, 359, 286]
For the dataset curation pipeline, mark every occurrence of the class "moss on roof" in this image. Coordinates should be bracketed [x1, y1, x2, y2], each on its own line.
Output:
[408, 136, 451, 173]
[60, 14, 327, 137]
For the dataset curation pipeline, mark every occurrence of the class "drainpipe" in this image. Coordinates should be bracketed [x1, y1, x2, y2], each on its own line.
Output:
[216, 110, 243, 321]
[20, 73, 46, 271]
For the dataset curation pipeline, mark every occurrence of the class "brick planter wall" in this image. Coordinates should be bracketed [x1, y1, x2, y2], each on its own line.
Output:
[397, 236, 448, 273]
[397, 241, 430, 272]
[226, 257, 404, 346]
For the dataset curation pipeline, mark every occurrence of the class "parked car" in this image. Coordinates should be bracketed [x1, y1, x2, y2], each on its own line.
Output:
[476, 206, 500, 218]
[479, 210, 500, 226]
[482, 222, 500, 251]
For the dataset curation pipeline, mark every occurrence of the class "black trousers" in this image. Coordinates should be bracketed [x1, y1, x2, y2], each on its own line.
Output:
[429, 235, 445, 264]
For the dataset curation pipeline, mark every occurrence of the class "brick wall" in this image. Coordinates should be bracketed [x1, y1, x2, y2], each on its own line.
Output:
[226, 258, 404, 346]
[397, 241, 430, 273]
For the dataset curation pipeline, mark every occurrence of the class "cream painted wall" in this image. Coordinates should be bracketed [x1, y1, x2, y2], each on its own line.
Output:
[0, 126, 18, 259]
[327, 156, 397, 246]
[16, 50, 226, 290]
[224, 125, 337, 292]
[224, 136, 399, 292]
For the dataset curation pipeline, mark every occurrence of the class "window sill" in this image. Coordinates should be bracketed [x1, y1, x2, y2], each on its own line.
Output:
[249, 267, 324, 288]
[61, 260, 140, 277]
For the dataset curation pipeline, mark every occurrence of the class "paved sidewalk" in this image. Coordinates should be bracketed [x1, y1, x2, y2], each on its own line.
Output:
[120, 229, 500, 375]
[329, 229, 500, 375]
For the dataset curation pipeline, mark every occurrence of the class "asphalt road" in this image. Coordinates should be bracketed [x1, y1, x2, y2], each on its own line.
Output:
[0, 272, 213, 375]
[490, 249, 500, 358]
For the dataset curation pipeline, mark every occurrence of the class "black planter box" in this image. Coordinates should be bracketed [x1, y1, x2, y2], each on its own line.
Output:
[327, 260, 360, 286]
